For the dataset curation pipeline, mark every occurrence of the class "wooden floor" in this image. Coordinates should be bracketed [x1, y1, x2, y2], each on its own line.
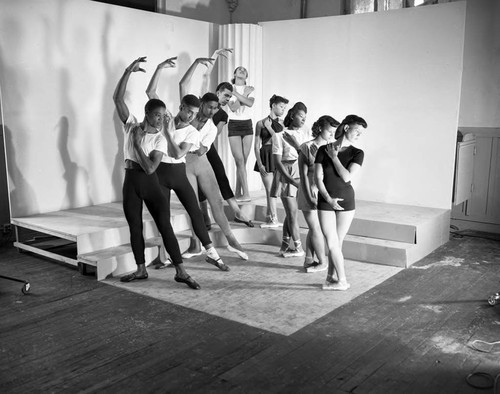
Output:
[1, 232, 499, 393]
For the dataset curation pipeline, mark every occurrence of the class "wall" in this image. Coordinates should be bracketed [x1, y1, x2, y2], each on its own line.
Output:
[260, 2, 466, 210]
[232, 0, 343, 23]
[458, 0, 500, 127]
[0, 0, 213, 218]
[156, 0, 230, 24]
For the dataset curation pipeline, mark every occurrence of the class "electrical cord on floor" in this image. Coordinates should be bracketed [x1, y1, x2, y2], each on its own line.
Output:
[450, 225, 500, 241]
[466, 340, 500, 392]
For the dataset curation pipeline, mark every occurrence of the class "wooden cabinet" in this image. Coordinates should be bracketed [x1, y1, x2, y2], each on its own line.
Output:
[452, 127, 500, 233]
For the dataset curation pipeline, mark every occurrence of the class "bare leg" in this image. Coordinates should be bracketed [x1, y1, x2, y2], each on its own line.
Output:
[318, 210, 349, 290]
[240, 134, 253, 200]
[303, 210, 328, 272]
[229, 136, 251, 200]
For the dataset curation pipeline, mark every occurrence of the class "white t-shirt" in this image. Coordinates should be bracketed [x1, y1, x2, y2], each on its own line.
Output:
[123, 114, 168, 163]
[189, 118, 217, 152]
[272, 126, 311, 162]
[162, 125, 199, 164]
[227, 84, 254, 121]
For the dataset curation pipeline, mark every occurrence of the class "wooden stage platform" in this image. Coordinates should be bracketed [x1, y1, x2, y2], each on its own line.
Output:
[10, 191, 450, 281]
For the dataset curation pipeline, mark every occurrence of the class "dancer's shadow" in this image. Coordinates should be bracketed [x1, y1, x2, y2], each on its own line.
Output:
[57, 116, 93, 208]
[3, 126, 40, 216]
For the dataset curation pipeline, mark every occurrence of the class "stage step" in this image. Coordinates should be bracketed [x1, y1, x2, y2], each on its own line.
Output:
[78, 234, 192, 280]
[11, 192, 450, 280]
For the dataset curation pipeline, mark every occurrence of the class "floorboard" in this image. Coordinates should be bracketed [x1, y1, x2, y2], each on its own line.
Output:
[1, 233, 499, 393]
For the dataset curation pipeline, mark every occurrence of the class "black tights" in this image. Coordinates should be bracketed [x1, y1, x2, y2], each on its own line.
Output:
[156, 163, 211, 246]
[122, 169, 182, 266]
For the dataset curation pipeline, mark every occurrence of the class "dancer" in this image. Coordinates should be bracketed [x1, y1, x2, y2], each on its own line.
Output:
[184, 92, 248, 261]
[315, 115, 368, 290]
[272, 102, 311, 258]
[227, 66, 254, 201]
[298, 115, 340, 273]
[254, 94, 289, 228]
[145, 57, 229, 272]
[179, 51, 253, 228]
[113, 56, 200, 289]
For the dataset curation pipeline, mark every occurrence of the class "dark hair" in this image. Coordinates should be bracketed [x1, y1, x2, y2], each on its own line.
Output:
[231, 66, 248, 84]
[181, 94, 200, 108]
[269, 94, 289, 109]
[144, 98, 166, 114]
[201, 92, 219, 103]
[335, 114, 368, 139]
[311, 115, 340, 138]
[216, 82, 233, 93]
[283, 102, 307, 128]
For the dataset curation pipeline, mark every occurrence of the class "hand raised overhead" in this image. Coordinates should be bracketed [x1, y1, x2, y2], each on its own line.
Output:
[126, 56, 147, 73]
[158, 56, 177, 69]
[213, 48, 233, 59]
[195, 57, 215, 68]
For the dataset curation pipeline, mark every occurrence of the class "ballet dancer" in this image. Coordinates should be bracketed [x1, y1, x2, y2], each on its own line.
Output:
[254, 94, 289, 228]
[298, 116, 340, 273]
[145, 57, 229, 272]
[183, 92, 248, 261]
[179, 51, 254, 228]
[315, 115, 367, 290]
[227, 66, 254, 202]
[113, 56, 199, 289]
[272, 102, 311, 258]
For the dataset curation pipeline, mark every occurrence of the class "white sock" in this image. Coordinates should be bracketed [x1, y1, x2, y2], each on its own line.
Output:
[205, 247, 220, 260]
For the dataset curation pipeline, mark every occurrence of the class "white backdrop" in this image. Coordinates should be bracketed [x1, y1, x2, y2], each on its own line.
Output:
[0, 0, 213, 217]
[260, 2, 466, 210]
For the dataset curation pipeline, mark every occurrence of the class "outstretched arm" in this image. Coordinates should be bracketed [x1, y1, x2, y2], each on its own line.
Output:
[145, 56, 177, 100]
[200, 48, 233, 94]
[179, 57, 214, 100]
[113, 56, 147, 124]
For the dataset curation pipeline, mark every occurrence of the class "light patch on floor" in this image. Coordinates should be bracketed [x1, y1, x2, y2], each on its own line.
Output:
[420, 304, 443, 313]
[431, 335, 467, 354]
[411, 256, 464, 270]
[398, 295, 412, 302]
[105, 244, 402, 335]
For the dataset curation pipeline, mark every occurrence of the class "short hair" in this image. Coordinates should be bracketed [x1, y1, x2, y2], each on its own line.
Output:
[284, 102, 308, 128]
[181, 94, 200, 108]
[269, 94, 289, 109]
[335, 114, 368, 139]
[201, 92, 219, 103]
[216, 82, 233, 93]
[311, 115, 340, 138]
[144, 98, 166, 113]
[231, 66, 248, 84]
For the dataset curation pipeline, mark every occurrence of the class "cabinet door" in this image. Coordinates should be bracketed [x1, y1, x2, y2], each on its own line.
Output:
[467, 137, 492, 217]
[486, 137, 500, 220]
[453, 139, 475, 205]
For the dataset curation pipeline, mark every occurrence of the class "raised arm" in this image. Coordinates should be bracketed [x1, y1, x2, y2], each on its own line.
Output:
[200, 48, 233, 94]
[145, 56, 177, 100]
[179, 57, 215, 100]
[113, 56, 147, 124]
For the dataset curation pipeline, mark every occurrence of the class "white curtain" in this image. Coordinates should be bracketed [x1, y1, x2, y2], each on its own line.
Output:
[217, 23, 263, 192]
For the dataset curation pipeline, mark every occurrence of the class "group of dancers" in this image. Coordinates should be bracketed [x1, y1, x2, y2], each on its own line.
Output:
[113, 49, 367, 291]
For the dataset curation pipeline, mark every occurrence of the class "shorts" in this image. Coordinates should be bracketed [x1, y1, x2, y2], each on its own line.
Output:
[271, 161, 299, 198]
[228, 119, 253, 137]
[317, 184, 356, 211]
[297, 180, 318, 211]
[253, 144, 275, 173]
